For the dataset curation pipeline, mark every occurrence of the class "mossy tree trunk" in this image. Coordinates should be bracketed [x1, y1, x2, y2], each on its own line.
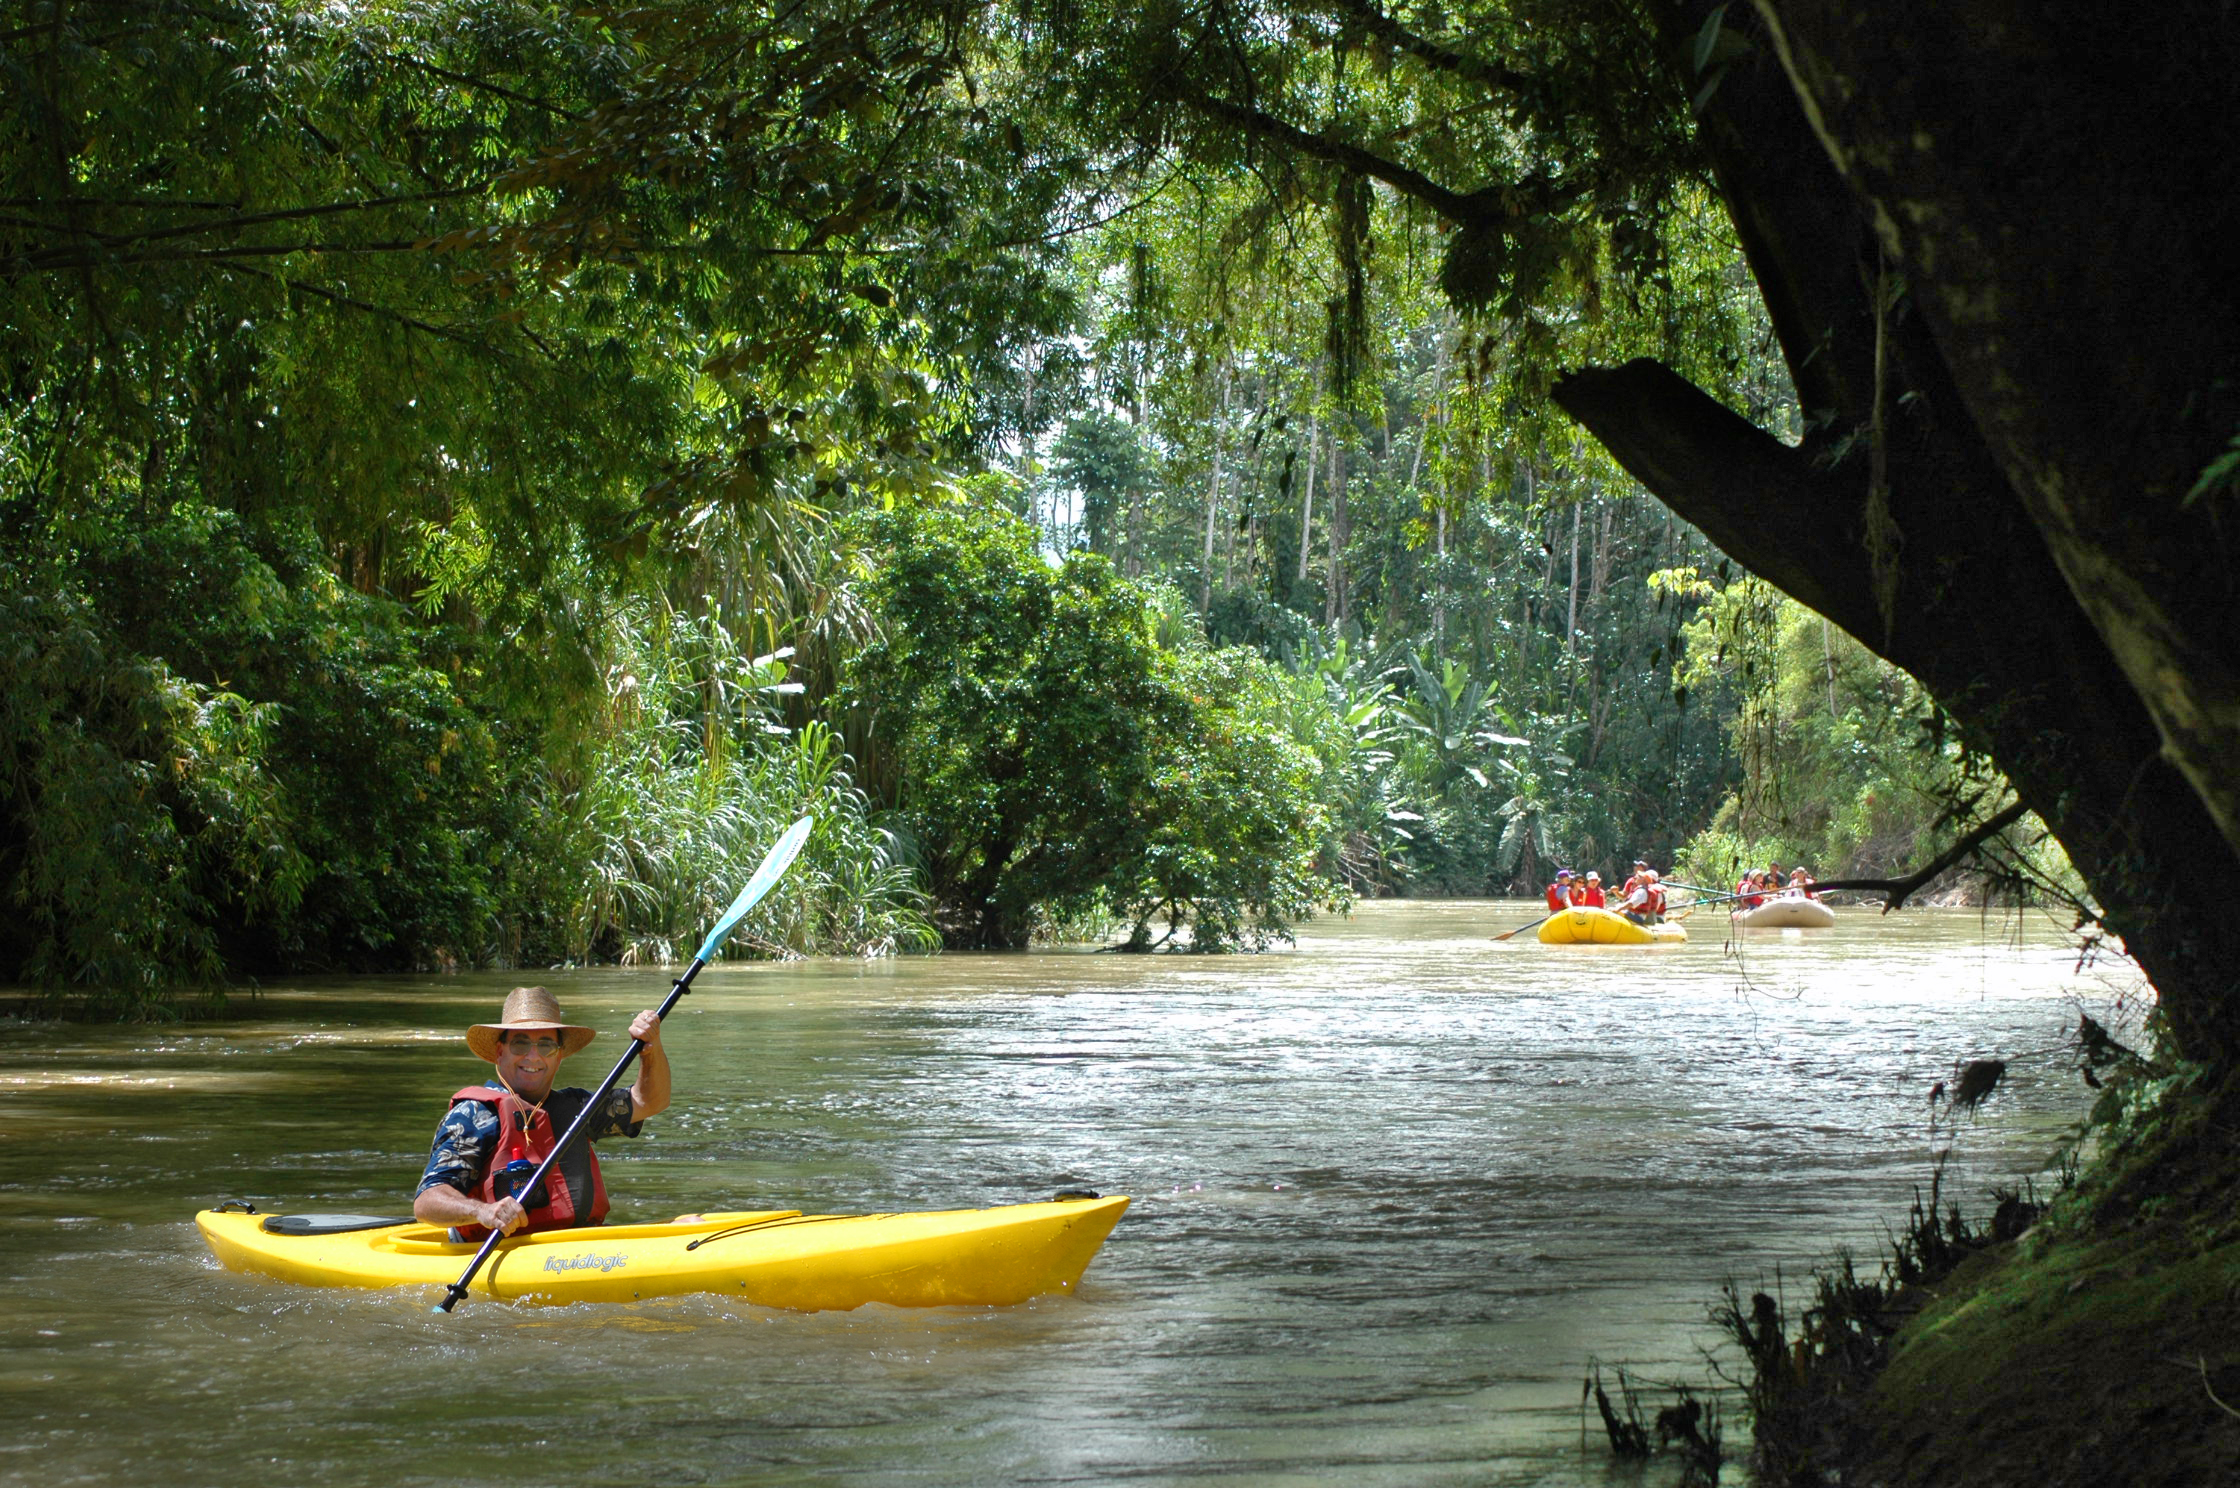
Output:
[1552, 0, 2240, 1066]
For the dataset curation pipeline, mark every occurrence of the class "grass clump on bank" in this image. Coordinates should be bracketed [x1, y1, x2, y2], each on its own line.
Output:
[1718, 1048, 2240, 1488]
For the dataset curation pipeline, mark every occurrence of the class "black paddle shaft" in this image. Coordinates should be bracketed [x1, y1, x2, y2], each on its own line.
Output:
[433, 957, 705, 1313]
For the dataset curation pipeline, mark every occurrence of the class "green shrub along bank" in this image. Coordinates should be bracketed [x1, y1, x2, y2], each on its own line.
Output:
[0, 499, 932, 1012]
[1705, 1048, 2240, 1488]
[534, 598, 939, 965]
[845, 504, 1341, 950]
[0, 501, 523, 1006]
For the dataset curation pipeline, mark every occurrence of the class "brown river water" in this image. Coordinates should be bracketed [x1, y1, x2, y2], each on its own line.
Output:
[0, 901, 2110, 1486]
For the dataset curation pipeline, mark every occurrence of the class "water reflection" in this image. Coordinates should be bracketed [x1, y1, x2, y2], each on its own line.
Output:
[0, 902, 2098, 1484]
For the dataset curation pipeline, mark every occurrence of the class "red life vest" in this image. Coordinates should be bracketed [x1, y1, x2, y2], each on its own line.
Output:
[450, 1084, 609, 1240]
[1581, 884, 1606, 907]
[1546, 884, 1568, 912]
[1647, 887, 1667, 917]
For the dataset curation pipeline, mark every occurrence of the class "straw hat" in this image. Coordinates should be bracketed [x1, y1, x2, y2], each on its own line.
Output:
[466, 986, 597, 1063]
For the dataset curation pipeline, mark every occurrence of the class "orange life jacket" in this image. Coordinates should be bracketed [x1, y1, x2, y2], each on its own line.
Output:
[450, 1084, 609, 1241]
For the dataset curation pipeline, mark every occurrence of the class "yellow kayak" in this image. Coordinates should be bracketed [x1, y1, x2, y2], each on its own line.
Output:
[196, 1194, 1128, 1310]
[1537, 907, 1688, 945]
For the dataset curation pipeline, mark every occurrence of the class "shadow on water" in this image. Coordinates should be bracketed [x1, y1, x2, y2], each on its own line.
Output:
[0, 901, 2095, 1485]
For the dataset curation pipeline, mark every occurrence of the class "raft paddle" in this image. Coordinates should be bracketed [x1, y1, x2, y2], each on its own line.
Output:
[1667, 888, 1748, 920]
[433, 814, 815, 1313]
[1495, 907, 1565, 941]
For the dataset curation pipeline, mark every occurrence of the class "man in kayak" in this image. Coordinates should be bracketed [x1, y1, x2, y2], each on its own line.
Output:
[413, 986, 671, 1240]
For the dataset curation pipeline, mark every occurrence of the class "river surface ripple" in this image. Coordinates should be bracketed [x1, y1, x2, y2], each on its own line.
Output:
[0, 901, 2109, 1486]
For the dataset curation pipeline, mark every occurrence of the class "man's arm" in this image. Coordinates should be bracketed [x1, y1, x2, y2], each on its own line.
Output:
[413, 1099, 527, 1233]
[626, 1007, 670, 1122]
[413, 1182, 527, 1235]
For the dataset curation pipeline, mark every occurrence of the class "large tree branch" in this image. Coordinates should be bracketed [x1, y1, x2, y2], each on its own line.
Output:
[3, 186, 486, 268]
[1327, 0, 1534, 98]
[212, 261, 486, 348]
[385, 55, 585, 120]
[1182, 89, 1482, 220]
[1811, 800, 2030, 910]
[13, 239, 425, 274]
[1552, 358, 1880, 636]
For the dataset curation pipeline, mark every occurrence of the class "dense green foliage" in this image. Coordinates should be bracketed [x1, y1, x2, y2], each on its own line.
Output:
[2, 0, 2059, 1006]
[1, 0, 1023, 1003]
[847, 505, 1333, 948]
[1014, 184, 1761, 895]
[1659, 570, 2067, 901]
[0, 0, 1762, 1002]
[1, 502, 521, 997]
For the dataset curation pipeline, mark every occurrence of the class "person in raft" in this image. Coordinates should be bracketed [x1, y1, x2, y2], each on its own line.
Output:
[1545, 869, 1576, 912]
[1580, 871, 1607, 908]
[413, 985, 671, 1241]
[1789, 865, 1817, 898]
[1622, 869, 1668, 926]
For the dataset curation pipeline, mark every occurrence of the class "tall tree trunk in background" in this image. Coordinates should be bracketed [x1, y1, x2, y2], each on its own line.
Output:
[1823, 619, 1839, 721]
[1589, 503, 1613, 604]
[1202, 360, 1228, 614]
[1324, 440, 1348, 625]
[1565, 499, 1582, 698]
[1124, 389, 1146, 579]
[1433, 498, 1447, 651]
[1554, 0, 2240, 1064]
[1297, 413, 1319, 589]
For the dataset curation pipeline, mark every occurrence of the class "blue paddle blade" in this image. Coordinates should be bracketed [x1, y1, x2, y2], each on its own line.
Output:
[694, 816, 815, 963]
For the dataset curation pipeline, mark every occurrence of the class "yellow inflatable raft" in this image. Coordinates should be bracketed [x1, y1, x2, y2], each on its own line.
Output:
[1536, 907, 1688, 945]
[197, 1194, 1129, 1311]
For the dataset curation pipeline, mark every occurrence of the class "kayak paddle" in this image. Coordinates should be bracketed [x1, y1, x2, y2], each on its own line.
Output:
[434, 814, 815, 1313]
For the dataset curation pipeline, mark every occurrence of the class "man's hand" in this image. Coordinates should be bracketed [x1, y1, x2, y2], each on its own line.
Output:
[627, 1008, 671, 1121]
[478, 1195, 527, 1235]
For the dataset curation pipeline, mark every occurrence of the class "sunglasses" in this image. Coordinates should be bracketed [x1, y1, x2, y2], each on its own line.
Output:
[499, 1036, 563, 1056]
